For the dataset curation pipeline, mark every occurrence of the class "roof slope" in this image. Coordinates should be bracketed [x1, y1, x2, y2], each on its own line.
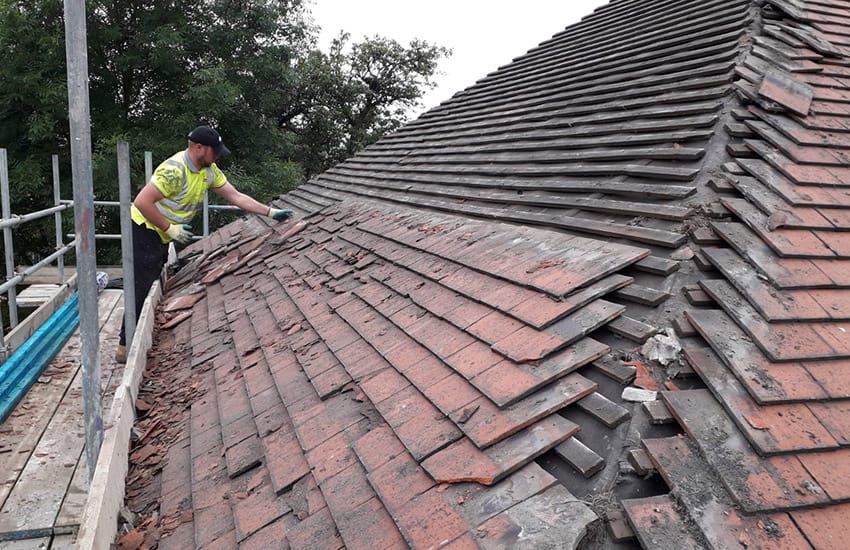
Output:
[123, 0, 850, 549]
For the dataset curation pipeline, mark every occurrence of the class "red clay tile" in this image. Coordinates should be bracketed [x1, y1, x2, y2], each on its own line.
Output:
[428, 373, 483, 416]
[507, 293, 574, 328]
[422, 415, 578, 486]
[466, 311, 524, 344]
[232, 475, 291, 541]
[352, 425, 407, 473]
[310, 365, 353, 399]
[388, 302, 429, 329]
[261, 427, 310, 495]
[663, 390, 831, 512]
[334, 339, 378, 373]
[384, 343, 436, 375]
[400, 353, 455, 390]
[807, 400, 850, 445]
[442, 299, 492, 329]
[295, 398, 366, 452]
[225, 433, 263, 479]
[242, 362, 276, 402]
[296, 345, 339, 380]
[491, 325, 567, 363]
[360, 368, 411, 404]
[622, 494, 702, 549]
[395, 487, 469, 549]
[408, 314, 478, 359]
[420, 437, 501, 485]
[791, 502, 850, 550]
[193, 500, 234, 547]
[685, 347, 839, 454]
[687, 309, 829, 402]
[642, 436, 814, 549]
[285, 506, 344, 550]
[797, 450, 850, 501]
[305, 424, 363, 485]
[476, 486, 597, 549]
[321, 463, 375, 517]
[470, 360, 544, 407]
[367, 451, 436, 510]
[457, 373, 595, 448]
[395, 409, 463, 461]
[441, 533, 481, 550]
[335, 496, 407, 550]
[375, 384, 434, 429]
[447, 341, 505, 379]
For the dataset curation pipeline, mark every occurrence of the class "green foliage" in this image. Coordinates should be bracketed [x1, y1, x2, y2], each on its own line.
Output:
[0, 0, 450, 264]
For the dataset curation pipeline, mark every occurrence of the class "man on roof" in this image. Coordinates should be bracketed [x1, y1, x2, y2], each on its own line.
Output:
[115, 125, 293, 363]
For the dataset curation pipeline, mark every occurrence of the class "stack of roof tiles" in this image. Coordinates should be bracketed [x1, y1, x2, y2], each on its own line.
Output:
[122, 0, 850, 548]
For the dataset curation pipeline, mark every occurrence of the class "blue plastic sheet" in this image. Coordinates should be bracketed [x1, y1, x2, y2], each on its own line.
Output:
[0, 292, 80, 422]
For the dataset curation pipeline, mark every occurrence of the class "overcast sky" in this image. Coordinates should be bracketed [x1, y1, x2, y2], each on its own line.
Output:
[309, 1, 609, 116]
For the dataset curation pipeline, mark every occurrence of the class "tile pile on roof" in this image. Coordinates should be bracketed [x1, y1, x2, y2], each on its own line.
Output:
[122, 205, 650, 548]
[620, 1, 850, 548]
[120, 0, 850, 548]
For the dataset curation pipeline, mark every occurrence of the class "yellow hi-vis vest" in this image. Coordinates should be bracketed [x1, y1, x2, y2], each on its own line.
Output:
[131, 150, 227, 243]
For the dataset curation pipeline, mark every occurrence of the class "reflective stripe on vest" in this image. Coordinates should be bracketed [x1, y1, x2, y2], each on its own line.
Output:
[155, 158, 215, 223]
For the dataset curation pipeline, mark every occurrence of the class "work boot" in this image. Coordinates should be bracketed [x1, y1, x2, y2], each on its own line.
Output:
[115, 344, 127, 364]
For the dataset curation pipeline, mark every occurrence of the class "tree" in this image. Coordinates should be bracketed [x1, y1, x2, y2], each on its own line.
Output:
[0, 0, 450, 263]
[285, 33, 450, 177]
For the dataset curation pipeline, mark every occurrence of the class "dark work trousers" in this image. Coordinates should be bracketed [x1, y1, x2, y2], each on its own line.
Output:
[118, 221, 169, 346]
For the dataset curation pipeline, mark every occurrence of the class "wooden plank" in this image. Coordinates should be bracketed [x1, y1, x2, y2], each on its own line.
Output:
[576, 391, 630, 428]
[591, 356, 636, 384]
[633, 255, 679, 276]
[0, 536, 52, 549]
[672, 314, 697, 337]
[612, 284, 669, 306]
[627, 448, 655, 476]
[0, 367, 86, 539]
[643, 400, 676, 425]
[552, 437, 604, 478]
[53, 453, 88, 533]
[0, 290, 122, 539]
[691, 226, 722, 244]
[606, 316, 656, 343]
[16, 284, 61, 308]
[683, 285, 714, 306]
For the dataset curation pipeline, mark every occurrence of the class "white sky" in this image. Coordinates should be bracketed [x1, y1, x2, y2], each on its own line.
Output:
[309, 1, 609, 117]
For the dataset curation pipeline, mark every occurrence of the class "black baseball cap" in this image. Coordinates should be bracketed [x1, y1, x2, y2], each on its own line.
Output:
[188, 125, 231, 157]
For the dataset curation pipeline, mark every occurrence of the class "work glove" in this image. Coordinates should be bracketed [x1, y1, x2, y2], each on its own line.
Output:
[268, 207, 294, 221]
[165, 223, 194, 244]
